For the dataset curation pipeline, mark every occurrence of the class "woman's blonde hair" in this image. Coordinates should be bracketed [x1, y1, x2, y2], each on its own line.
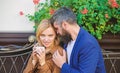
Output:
[36, 19, 59, 47]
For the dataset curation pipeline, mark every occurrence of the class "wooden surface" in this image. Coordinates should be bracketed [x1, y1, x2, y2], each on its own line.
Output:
[0, 33, 35, 46]
[98, 33, 120, 50]
[0, 33, 120, 50]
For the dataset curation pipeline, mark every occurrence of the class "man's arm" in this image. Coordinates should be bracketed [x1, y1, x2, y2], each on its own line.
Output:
[53, 45, 100, 73]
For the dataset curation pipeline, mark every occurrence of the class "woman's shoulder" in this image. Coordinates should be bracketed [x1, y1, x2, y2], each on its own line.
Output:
[54, 45, 63, 51]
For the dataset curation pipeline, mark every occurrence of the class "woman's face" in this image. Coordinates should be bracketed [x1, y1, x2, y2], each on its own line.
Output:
[40, 27, 56, 48]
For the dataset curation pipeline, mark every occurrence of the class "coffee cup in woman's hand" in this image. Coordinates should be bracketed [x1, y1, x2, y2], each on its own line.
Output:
[35, 46, 45, 55]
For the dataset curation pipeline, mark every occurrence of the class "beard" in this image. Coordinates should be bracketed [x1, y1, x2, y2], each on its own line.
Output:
[59, 29, 72, 44]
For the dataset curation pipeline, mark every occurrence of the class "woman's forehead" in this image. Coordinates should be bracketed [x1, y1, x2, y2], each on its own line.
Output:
[42, 27, 55, 34]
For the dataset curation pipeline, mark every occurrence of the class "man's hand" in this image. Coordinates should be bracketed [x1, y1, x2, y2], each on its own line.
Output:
[52, 50, 66, 68]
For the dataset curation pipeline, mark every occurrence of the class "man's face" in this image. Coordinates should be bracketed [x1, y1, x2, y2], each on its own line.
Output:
[53, 23, 63, 36]
[53, 23, 72, 44]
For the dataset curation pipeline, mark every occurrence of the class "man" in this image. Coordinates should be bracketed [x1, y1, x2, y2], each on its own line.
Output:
[51, 7, 106, 73]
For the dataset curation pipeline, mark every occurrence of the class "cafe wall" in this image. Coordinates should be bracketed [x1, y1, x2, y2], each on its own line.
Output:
[0, 0, 36, 33]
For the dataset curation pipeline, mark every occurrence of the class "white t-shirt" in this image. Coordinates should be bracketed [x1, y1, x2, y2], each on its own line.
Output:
[66, 40, 76, 64]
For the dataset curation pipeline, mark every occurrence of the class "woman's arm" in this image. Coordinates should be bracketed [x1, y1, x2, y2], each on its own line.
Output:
[37, 59, 54, 73]
[23, 53, 37, 73]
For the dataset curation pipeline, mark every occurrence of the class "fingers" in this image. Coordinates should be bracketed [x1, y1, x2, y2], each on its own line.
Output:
[32, 46, 45, 60]
[36, 54, 41, 59]
[52, 50, 66, 68]
[32, 59, 36, 66]
[32, 44, 38, 50]
[53, 50, 66, 58]
[53, 50, 57, 58]
[41, 47, 45, 51]
[38, 49, 45, 56]
[63, 49, 66, 57]
[53, 50, 61, 59]
[33, 47, 45, 54]
[32, 46, 36, 51]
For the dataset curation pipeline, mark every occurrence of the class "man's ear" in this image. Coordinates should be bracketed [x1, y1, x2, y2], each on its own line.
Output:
[62, 21, 68, 29]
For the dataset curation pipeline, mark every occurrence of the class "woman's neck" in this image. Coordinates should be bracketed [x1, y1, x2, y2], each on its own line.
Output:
[45, 47, 52, 53]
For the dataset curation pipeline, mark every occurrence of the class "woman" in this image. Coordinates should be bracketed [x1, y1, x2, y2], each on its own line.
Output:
[23, 19, 65, 73]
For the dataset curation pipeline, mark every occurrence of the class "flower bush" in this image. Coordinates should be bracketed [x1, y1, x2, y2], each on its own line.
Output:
[27, 0, 120, 39]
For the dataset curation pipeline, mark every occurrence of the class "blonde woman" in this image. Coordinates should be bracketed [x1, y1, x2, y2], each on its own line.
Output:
[23, 19, 66, 73]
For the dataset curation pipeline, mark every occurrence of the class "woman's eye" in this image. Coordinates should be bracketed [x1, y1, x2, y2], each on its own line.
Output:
[49, 35, 53, 37]
[49, 35, 52, 36]
[40, 35, 45, 38]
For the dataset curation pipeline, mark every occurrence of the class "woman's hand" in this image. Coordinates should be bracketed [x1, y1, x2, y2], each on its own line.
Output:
[32, 46, 39, 66]
[35, 47, 46, 66]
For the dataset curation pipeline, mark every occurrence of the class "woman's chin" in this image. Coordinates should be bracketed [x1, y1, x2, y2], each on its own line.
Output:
[44, 44, 51, 48]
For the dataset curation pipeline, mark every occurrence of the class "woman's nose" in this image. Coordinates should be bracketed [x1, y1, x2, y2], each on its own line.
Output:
[44, 37, 49, 41]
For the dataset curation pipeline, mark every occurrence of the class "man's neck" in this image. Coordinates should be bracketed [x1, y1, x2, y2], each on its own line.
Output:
[69, 25, 80, 41]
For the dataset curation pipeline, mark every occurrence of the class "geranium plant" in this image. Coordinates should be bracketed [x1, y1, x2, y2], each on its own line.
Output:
[27, 0, 120, 39]
[27, 0, 53, 31]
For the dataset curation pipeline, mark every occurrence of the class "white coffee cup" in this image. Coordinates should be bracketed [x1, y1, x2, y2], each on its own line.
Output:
[35, 46, 45, 53]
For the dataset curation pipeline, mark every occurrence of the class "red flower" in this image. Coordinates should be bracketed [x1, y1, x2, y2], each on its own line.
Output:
[19, 11, 24, 16]
[81, 8, 88, 14]
[49, 9, 55, 15]
[33, 0, 40, 5]
[105, 14, 109, 18]
[108, 0, 119, 8]
[111, 2, 119, 8]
